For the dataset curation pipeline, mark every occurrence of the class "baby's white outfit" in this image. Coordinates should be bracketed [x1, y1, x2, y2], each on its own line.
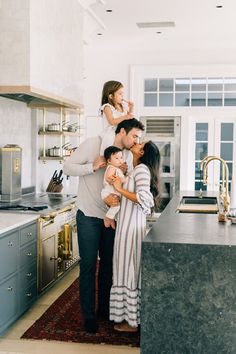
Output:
[101, 164, 125, 220]
[100, 102, 128, 155]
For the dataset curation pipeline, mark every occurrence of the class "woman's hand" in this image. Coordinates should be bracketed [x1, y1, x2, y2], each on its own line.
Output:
[113, 176, 123, 192]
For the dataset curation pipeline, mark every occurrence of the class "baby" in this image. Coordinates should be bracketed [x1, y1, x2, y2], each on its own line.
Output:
[101, 146, 126, 229]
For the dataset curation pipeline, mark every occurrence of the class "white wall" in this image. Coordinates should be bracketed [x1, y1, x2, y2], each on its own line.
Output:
[0, 0, 84, 193]
[30, 0, 84, 102]
[0, 97, 32, 187]
[84, 48, 236, 191]
[0, 0, 30, 85]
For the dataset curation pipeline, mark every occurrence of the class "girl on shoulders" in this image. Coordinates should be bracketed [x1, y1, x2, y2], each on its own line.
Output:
[100, 80, 134, 154]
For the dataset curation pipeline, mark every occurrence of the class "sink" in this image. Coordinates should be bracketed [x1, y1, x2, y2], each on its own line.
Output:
[177, 195, 218, 214]
[181, 196, 217, 205]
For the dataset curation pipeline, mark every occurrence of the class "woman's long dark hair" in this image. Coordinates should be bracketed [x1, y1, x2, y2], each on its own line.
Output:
[139, 141, 161, 211]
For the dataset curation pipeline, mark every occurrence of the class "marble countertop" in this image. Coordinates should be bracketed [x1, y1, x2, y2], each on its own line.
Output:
[0, 213, 39, 235]
[0, 193, 78, 236]
[146, 191, 236, 246]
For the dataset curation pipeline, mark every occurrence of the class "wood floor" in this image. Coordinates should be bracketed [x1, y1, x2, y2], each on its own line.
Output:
[0, 267, 139, 354]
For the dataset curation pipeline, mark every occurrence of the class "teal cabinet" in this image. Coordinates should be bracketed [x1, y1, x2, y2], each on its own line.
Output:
[0, 274, 18, 328]
[0, 221, 38, 335]
[0, 231, 18, 280]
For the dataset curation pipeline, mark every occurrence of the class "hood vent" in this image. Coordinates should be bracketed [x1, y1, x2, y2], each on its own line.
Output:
[0, 86, 82, 109]
[140, 117, 175, 136]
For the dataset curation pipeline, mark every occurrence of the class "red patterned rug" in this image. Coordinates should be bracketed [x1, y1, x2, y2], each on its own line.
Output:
[21, 278, 140, 347]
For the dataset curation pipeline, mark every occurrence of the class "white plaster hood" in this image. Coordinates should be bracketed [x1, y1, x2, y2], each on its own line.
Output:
[0, 85, 82, 109]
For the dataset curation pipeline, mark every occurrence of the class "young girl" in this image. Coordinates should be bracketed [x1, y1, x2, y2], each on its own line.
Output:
[100, 80, 134, 155]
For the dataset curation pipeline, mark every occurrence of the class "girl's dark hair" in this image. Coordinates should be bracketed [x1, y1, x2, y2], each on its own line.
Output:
[104, 146, 122, 162]
[139, 141, 161, 211]
[101, 80, 123, 108]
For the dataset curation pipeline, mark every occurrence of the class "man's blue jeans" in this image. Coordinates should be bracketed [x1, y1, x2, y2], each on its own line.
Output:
[76, 209, 115, 319]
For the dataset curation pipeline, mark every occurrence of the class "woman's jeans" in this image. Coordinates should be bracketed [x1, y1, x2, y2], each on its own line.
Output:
[76, 209, 115, 319]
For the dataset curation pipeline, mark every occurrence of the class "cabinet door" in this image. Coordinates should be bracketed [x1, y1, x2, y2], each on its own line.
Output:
[20, 242, 37, 268]
[19, 281, 37, 314]
[19, 261, 37, 291]
[40, 235, 57, 291]
[0, 274, 18, 328]
[0, 231, 18, 281]
[20, 223, 37, 247]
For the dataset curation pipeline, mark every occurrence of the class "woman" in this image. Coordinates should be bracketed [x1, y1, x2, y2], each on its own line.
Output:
[109, 141, 161, 332]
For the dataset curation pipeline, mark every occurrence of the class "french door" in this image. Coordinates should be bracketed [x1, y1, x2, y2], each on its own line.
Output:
[189, 116, 236, 192]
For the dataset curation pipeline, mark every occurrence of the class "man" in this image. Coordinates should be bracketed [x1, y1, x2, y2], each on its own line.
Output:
[63, 118, 144, 334]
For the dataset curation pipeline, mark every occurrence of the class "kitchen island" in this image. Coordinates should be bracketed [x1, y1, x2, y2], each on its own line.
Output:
[141, 191, 236, 354]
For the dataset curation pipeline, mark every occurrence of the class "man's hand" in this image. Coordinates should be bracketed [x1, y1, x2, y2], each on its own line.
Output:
[119, 162, 128, 175]
[104, 194, 120, 207]
[93, 156, 106, 171]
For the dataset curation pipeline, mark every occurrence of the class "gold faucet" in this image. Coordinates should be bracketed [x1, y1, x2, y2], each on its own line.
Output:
[200, 155, 230, 213]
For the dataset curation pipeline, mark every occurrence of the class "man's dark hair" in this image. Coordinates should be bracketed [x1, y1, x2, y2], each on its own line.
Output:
[115, 118, 144, 135]
[104, 146, 122, 162]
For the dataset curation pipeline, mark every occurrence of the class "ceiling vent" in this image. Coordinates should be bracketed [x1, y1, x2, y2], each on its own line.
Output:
[137, 21, 175, 29]
[140, 117, 175, 136]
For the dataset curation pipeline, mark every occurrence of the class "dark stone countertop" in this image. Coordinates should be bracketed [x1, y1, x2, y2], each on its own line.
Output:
[145, 191, 236, 246]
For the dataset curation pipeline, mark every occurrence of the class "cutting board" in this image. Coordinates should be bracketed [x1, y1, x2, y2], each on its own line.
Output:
[177, 204, 219, 213]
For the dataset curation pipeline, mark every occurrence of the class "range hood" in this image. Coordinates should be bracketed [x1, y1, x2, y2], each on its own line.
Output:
[0, 86, 82, 109]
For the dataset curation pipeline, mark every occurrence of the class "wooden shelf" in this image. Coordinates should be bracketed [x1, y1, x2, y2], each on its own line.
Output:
[39, 156, 72, 162]
[38, 130, 82, 137]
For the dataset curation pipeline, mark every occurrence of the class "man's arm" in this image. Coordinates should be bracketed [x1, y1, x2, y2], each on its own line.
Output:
[63, 138, 106, 177]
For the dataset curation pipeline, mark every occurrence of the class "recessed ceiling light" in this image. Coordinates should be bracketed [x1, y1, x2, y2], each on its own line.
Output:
[137, 21, 175, 29]
[106, 9, 112, 12]
[216, 5, 223, 8]
[97, 33, 103, 36]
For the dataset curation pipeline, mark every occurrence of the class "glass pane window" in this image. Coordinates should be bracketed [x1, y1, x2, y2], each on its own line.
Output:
[196, 123, 208, 141]
[159, 93, 173, 106]
[191, 78, 206, 91]
[144, 93, 157, 107]
[144, 79, 157, 92]
[175, 93, 190, 106]
[195, 142, 208, 160]
[220, 142, 233, 161]
[221, 123, 234, 141]
[195, 181, 207, 191]
[195, 162, 202, 180]
[208, 93, 223, 106]
[208, 78, 223, 91]
[175, 78, 190, 91]
[224, 92, 236, 106]
[224, 78, 236, 91]
[159, 79, 174, 92]
[191, 93, 206, 106]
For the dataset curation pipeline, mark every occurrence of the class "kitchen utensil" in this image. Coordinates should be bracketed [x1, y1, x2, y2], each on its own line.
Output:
[47, 146, 61, 157]
[46, 170, 58, 192]
[47, 123, 61, 131]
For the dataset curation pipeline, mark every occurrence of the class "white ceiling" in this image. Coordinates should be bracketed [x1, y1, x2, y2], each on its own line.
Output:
[83, 0, 236, 53]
